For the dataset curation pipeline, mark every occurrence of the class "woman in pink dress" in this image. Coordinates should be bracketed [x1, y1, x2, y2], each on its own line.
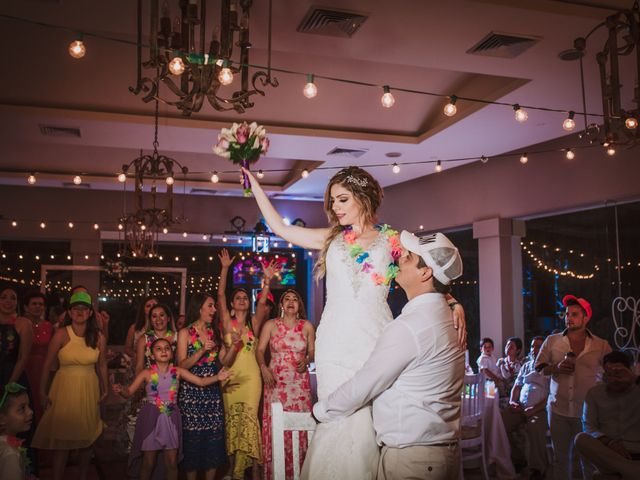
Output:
[257, 289, 315, 480]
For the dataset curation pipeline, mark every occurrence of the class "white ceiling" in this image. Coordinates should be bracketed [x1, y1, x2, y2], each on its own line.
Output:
[0, 0, 635, 198]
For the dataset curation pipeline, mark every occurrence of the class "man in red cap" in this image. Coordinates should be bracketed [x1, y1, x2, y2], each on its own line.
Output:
[535, 294, 612, 480]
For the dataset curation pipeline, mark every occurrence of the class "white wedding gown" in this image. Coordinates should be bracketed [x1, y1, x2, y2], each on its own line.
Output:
[301, 232, 393, 480]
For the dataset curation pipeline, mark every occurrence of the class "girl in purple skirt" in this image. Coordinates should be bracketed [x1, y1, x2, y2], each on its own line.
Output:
[114, 338, 231, 480]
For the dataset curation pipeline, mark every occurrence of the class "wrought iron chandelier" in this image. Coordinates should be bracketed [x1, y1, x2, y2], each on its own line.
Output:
[119, 99, 188, 257]
[130, 0, 278, 116]
[567, 1, 640, 147]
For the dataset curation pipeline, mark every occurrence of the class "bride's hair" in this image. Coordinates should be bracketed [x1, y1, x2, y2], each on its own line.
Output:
[314, 166, 383, 280]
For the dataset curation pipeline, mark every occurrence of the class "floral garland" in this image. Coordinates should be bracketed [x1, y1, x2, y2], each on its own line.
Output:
[231, 319, 255, 352]
[145, 330, 174, 363]
[149, 364, 178, 415]
[343, 224, 401, 286]
[189, 324, 218, 365]
[5, 435, 35, 478]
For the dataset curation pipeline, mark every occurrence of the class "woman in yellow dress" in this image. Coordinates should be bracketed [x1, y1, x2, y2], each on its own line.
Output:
[218, 249, 275, 480]
[33, 291, 108, 480]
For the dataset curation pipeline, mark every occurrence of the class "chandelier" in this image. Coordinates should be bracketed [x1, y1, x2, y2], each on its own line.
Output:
[129, 0, 278, 116]
[567, 1, 640, 146]
[119, 100, 188, 258]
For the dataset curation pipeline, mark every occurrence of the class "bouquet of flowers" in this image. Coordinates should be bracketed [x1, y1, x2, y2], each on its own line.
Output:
[213, 121, 269, 196]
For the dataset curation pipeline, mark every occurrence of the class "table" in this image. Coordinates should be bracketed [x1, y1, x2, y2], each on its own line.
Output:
[483, 382, 517, 479]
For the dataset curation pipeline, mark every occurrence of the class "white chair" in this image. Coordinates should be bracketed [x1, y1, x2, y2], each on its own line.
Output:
[460, 373, 489, 480]
[271, 402, 317, 480]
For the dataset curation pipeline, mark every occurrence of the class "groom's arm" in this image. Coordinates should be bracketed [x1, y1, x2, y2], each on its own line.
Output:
[313, 321, 416, 422]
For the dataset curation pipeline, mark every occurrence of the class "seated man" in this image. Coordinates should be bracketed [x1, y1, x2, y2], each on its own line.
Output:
[501, 336, 549, 479]
[574, 351, 640, 479]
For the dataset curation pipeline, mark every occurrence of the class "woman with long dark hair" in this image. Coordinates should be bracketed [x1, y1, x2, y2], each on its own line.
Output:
[32, 291, 108, 480]
[125, 296, 158, 359]
[135, 303, 177, 374]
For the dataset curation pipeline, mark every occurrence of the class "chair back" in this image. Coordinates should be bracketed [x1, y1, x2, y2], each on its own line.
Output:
[461, 373, 485, 441]
[271, 402, 317, 480]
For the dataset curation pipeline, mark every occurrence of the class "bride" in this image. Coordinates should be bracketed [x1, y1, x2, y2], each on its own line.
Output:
[242, 166, 465, 479]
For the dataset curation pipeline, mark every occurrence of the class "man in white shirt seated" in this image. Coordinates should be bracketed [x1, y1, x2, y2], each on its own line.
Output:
[575, 351, 640, 479]
[313, 231, 465, 480]
[502, 336, 549, 479]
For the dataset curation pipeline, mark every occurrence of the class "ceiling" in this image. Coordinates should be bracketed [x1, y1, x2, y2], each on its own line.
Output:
[0, 0, 635, 200]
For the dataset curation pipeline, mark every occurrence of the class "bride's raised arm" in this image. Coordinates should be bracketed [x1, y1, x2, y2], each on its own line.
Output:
[243, 167, 330, 250]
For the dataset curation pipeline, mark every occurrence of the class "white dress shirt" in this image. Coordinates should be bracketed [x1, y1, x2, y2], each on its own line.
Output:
[535, 330, 611, 418]
[476, 353, 499, 377]
[313, 292, 465, 448]
[514, 357, 549, 408]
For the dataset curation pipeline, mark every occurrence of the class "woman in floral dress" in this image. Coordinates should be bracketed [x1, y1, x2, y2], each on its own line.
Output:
[257, 289, 315, 480]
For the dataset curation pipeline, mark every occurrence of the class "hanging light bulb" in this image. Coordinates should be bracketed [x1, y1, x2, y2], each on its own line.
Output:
[118, 223, 124, 230]
[68, 222, 74, 228]
[625, 117, 638, 129]
[301, 169, 309, 178]
[165, 175, 175, 186]
[381, 85, 395, 108]
[211, 172, 219, 183]
[443, 95, 457, 116]
[117, 173, 127, 183]
[565, 149, 575, 160]
[562, 111, 576, 131]
[162, 227, 168, 234]
[519, 153, 529, 164]
[168, 56, 185, 76]
[11, 221, 17, 227]
[257, 170, 264, 179]
[606, 145, 616, 156]
[68, 38, 86, 59]
[40, 222, 46, 229]
[218, 60, 234, 85]
[435, 160, 443, 172]
[27, 174, 36, 185]
[222, 236, 228, 243]
[513, 104, 528, 123]
[480, 155, 489, 164]
[303, 74, 318, 99]
[182, 232, 188, 238]
[93, 223, 99, 230]
[73, 175, 82, 185]
[392, 163, 400, 174]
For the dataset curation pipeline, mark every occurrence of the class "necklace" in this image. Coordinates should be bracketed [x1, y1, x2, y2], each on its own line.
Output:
[231, 318, 255, 352]
[189, 324, 218, 365]
[149, 364, 178, 415]
[343, 224, 401, 285]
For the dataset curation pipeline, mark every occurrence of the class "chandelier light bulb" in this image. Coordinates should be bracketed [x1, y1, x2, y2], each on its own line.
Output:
[165, 176, 174, 186]
[435, 160, 443, 172]
[480, 155, 489, 164]
[257, 170, 264, 179]
[182, 232, 188, 238]
[211, 172, 219, 183]
[562, 111, 576, 131]
[168, 57, 185, 76]
[222, 236, 228, 242]
[218, 61, 234, 85]
[27, 174, 36, 185]
[73, 175, 82, 185]
[303, 74, 318, 99]
[519, 153, 528, 164]
[68, 39, 86, 59]
[117, 173, 127, 183]
[11, 221, 17, 227]
[40, 222, 46, 229]
[392, 163, 400, 174]
[625, 117, 638, 129]
[443, 95, 457, 117]
[162, 227, 168, 234]
[118, 223, 124, 230]
[606, 145, 616, 156]
[566, 149, 575, 160]
[381, 85, 395, 108]
[301, 169, 309, 179]
[93, 223, 99, 230]
[513, 104, 528, 123]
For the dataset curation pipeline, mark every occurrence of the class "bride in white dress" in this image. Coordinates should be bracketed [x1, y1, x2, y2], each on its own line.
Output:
[243, 166, 464, 479]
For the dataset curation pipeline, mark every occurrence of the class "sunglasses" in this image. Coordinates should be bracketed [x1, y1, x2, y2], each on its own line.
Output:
[0, 382, 27, 410]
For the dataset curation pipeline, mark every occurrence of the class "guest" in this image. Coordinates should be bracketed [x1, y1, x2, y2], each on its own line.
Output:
[67, 285, 110, 343]
[176, 314, 186, 331]
[502, 336, 549, 479]
[496, 337, 524, 408]
[135, 304, 177, 374]
[0, 383, 34, 479]
[32, 291, 108, 480]
[0, 287, 33, 389]
[218, 250, 274, 480]
[114, 337, 232, 480]
[22, 291, 52, 421]
[477, 337, 502, 387]
[48, 305, 66, 331]
[257, 289, 315, 480]
[177, 293, 238, 480]
[535, 294, 612, 480]
[125, 297, 158, 359]
[574, 351, 640, 479]
[313, 231, 465, 480]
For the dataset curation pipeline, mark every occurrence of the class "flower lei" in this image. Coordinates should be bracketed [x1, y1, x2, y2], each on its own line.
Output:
[5, 435, 33, 477]
[190, 324, 218, 365]
[343, 224, 401, 286]
[149, 364, 178, 415]
[231, 319, 255, 352]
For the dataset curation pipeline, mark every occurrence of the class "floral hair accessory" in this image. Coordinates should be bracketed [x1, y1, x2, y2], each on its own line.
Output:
[0, 382, 26, 410]
[345, 175, 368, 187]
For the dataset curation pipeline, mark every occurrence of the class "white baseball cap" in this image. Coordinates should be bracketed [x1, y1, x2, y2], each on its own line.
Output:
[399, 231, 463, 285]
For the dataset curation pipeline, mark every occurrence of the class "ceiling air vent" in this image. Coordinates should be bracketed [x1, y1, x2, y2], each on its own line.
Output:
[467, 31, 541, 58]
[62, 182, 90, 188]
[190, 188, 218, 195]
[297, 7, 368, 38]
[327, 147, 368, 158]
[39, 125, 81, 138]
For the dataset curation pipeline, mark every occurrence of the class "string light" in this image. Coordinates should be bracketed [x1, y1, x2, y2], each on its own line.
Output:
[435, 160, 442, 172]
[257, 170, 264, 179]
[519, 153, 528, 164]
[566, 149, 575, 160]
[118, 173, 127, 183]
[514, 104, 528, 123]
[40, 222, 46, 229]
[27, 174, 36, 185]
[182, 232, 188, 238]
[301, 169, 309, 179]
[168, 56, 185, 76]
[73, 175, 82, 185]
[68, 38, 86, 59]
[162, 227, 169, 234]
[522, 243, 595, 280]
[562, 111, 576, 131]
[392, 163, 400, 174]
[165, 176, 174, 185]
[218, 60, 234, 85]
[606, 145, 616, 156]
[443, 95, 457, 116]
[303, 74, 318, 99]
[625, 117, 638, 129]
[118, 223, 124, 230]
[11, 221, 17, 227]
[93, 223, 99, 230]
[222, 236, 227, 242]
[211, 172, 219, 183]
[68, 222, 74, 228]
[381, 85, 395, 108]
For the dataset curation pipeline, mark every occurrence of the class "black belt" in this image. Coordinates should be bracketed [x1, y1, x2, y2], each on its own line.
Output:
[428, 442, 458, 447]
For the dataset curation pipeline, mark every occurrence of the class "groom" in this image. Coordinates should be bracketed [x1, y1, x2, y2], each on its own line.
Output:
[313, 231, 465, 480]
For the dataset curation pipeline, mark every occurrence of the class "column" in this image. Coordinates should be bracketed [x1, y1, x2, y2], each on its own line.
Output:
[473, 217, 526, 345]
